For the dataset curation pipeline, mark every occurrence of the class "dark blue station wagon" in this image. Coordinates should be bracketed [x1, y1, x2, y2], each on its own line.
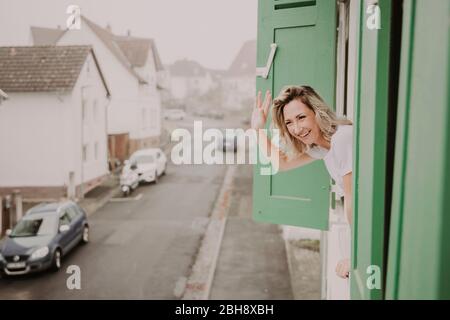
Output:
[0, 201, 89, 276]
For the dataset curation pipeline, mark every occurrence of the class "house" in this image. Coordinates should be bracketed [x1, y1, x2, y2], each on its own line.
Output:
[0, 45, 110, 200]
[221, 40, 256, 111]
[253, 0, 450, 300]
[30, 16, 168, 162]
[168, 59, 215, 101]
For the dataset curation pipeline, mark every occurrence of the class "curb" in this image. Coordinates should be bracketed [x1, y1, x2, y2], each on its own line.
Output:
[181, 165, 237, 300]
[78, 177, 121, 218]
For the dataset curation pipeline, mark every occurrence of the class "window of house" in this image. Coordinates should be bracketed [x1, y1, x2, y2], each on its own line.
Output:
[149, 108, 157, 128]
[94, 142, 99, 160]
[93, 99, 98, 122]
[82, 99, 88, 122]
[83, 144, 88, 162]
[142, 108, 147, 129]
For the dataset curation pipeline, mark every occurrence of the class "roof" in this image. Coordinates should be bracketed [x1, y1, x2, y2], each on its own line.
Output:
[226, 40, 256, 77]
[169, 59, 208, 77]
[30, 26, 65, 45]
[115, 35, 164, 71]
[0, 45, 110, 95]
[30, 16, 165, 83]
[26, 200, 78, 216]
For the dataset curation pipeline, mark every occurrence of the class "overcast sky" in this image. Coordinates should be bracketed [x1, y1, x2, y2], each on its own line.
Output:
[0, 0, 257, 70]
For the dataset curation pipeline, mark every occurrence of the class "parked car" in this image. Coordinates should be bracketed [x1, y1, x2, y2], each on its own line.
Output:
[164, 109, 186, 120]
[0, 201, 89, 276]
[127, 148, 167, 184]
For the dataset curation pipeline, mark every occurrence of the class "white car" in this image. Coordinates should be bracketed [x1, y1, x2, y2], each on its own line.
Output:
[164, 109, 186, 120]
[125, 148, 167, 184]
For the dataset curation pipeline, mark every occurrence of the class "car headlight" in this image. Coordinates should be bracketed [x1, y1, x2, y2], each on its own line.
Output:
[30, 246, 49, 260]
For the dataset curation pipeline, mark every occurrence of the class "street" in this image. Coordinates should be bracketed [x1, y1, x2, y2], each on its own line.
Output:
[0, 115, 296, 300]
[0, 160, 226, 299]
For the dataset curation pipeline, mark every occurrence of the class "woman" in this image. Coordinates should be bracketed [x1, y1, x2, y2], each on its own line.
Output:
[251, 85, 353, 279]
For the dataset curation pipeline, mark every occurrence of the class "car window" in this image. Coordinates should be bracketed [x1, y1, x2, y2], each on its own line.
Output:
[10, 216, 57, 237]
[74, 205, 86, 217]
[59, 212, 72, 226]
[131, 154, 155, 164]
[66, 206, 79, 220]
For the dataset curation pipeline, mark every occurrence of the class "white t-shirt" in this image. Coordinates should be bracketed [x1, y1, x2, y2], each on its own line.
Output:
[307, 125, 353, 197]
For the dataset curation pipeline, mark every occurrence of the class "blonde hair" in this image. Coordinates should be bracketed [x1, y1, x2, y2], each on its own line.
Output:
[272, 85, 352, 155]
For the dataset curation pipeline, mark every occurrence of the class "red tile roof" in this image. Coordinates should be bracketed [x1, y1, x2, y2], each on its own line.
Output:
[0, 45, 110, 95]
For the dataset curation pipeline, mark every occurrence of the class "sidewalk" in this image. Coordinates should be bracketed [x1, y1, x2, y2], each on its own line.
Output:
[185, 163, 322, 300]
[78, 170, 121, 217]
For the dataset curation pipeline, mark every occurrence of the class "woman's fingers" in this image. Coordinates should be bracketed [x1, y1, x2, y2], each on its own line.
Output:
[256, 90, 262, 110]
[263, 91, 271, 117]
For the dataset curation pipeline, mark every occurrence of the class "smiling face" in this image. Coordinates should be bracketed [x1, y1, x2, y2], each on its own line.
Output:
[283, 99, 322, 146]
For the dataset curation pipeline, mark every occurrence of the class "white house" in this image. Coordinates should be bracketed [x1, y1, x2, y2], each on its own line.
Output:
[168, 59, 215, 101]
[0, 45, 111, 200]
[30, 16, 168, 162]
[221, 40, 256, 111]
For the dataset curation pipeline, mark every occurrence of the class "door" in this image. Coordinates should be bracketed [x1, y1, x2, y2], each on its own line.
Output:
[58, 210, 74, 252]
[350, 0, 396, 300]
[67, 204, 83, 244]
[386, 0, 450, 299]
[253, 0, 337, 230]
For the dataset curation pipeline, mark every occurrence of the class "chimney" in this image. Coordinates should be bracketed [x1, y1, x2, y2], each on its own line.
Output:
[106, 23, 112, 33]
[127, 29, 131, 37]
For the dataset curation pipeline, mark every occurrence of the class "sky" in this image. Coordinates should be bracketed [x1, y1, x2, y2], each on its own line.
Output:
[0, 0, 258, 70]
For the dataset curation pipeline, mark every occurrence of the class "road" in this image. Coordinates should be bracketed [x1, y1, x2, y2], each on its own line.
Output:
[0, 114, 239, 299]
[0, 160, 227, 299]
[0, 114, 295, 300]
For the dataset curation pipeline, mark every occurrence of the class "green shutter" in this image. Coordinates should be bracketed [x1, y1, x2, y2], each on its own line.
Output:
[386, 0, 450, 299]
[350, 0, 392, 300]
[253, 0, 337, 230]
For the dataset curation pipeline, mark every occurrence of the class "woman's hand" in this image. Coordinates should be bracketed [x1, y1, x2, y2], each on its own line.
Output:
[251, 90, 272, 130]
[336, 258, 350, 279]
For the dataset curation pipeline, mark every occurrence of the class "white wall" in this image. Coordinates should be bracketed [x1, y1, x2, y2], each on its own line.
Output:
[70, 53, 110, 187]
[170, 73, 214, 100]
[0, 92, 69, 187]
[57, 20, 160, 140]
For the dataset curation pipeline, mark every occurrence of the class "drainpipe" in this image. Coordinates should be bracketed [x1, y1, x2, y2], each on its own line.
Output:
[80, 86, 87, 199]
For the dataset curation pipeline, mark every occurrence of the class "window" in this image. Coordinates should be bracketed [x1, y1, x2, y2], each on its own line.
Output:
[66, 206, 79, 220]
[149, 108, 157, 128]
[59, 212, 72, 227]
[10, 216, 57, 237]
[83, 144, 88, 162]
[142, 108, 147, 129]
[94, 142, 99, 160]
[82, 99, 86, 121]
[93, 99, 98, 122]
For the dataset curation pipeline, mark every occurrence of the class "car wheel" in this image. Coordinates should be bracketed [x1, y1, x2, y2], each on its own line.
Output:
[81, 225, 89, 244]
[51, 249, 62, 272]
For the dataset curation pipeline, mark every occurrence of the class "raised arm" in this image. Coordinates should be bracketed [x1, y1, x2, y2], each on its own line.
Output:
[252, 90, 316, 172]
